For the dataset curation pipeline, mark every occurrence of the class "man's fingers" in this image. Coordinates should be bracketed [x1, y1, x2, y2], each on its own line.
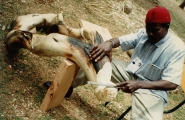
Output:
[94, 52, 105, 62]
[90, 46, 98, 56]
[90, 45, 97, 51]
[89, 42, 112, 62]
[96, 49, 103, 57]
[116, 82, 127, 87]
[90, 49, 102, 61]
[121, 88, 125, 92]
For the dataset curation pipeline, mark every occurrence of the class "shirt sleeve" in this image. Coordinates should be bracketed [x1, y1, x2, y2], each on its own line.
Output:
[118, 28, 146, 52]
[162, 50, 185, 85]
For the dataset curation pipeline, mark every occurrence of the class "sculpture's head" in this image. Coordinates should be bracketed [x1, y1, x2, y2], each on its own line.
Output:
[6, 30, 32, 50]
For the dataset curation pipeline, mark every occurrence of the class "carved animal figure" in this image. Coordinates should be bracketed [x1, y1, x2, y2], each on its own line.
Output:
[6, 13, 118, 102]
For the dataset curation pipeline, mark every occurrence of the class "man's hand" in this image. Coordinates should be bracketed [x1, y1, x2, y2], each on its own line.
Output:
[115, 80, 178, 93]
[115, 81, 141, 93]
[89, 38, 120, 62]
[89, 41, 113, 62]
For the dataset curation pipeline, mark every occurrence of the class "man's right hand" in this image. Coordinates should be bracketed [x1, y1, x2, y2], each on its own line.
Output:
[89, 41, 113, 62]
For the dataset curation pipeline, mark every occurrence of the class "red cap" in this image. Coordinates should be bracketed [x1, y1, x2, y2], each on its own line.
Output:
[145, 6, 171, 23]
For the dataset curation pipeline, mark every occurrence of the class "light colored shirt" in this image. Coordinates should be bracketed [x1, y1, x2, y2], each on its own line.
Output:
[119, 28, 185, 104]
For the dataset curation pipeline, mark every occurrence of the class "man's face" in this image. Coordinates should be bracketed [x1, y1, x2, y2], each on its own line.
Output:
[146, 23, 168, 44]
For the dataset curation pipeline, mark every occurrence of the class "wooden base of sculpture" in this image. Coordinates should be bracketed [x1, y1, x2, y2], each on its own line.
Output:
[40, 59, 79, 112]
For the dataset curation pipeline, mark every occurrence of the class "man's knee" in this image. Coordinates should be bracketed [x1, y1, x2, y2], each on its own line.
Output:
[132, 92, 164, 120]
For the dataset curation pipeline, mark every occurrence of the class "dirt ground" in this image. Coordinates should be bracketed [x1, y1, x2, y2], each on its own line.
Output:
[0, 0, 185, 120]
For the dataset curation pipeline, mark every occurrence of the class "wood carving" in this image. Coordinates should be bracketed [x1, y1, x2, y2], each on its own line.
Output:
[6, 12, 118, 102]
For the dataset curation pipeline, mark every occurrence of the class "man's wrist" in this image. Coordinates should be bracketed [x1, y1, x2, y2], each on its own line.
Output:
[137, 81, 143, 89]
[109, 40, 115, 47]
[106, 40, 114, 47]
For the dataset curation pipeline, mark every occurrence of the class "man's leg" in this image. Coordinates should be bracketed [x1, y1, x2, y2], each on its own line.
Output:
[71, 68, 88, 88]
[43, 59, 133, 97]
[132, 92, 164, 120]
[72, 59, 135, 87]
[111, 59, 135, 83]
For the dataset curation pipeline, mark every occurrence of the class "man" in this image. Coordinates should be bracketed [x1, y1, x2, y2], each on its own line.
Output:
[88, 6, 185, 120]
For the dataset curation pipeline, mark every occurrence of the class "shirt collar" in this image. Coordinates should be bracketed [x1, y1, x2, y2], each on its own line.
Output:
[154, 31, 171, 47]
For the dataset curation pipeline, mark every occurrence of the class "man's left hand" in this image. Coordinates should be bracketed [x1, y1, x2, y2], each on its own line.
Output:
[115, 81, 141, 93]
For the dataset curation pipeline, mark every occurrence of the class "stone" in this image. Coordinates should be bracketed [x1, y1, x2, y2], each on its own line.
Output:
[124, 3, 132, 14]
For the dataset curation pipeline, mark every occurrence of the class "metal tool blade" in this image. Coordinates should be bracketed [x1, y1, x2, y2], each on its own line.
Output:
[87, 81, 122, 88]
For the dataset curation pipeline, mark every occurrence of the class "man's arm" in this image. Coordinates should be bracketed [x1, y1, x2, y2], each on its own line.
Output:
[116, 80, 178, 93]
[89, 29, 145, 62]
[89, 38, 120, 62]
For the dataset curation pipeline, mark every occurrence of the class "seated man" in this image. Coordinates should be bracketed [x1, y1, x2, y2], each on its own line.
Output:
[74, 6, 185, 120]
